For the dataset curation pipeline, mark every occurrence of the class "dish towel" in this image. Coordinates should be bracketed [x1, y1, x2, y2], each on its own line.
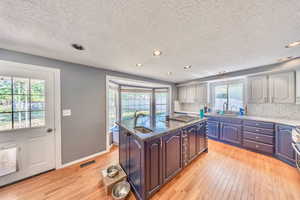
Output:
[0, 147, 17, 177]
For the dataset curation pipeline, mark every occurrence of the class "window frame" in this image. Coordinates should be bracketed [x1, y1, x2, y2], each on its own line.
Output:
[210, 79, 245, 112]
[0, 76, 46, 131]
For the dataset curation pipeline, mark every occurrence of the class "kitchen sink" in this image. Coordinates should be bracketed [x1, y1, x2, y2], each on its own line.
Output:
[134, 126, 153, 134]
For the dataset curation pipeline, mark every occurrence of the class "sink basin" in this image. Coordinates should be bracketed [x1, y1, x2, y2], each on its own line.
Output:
[134, 126, 153, 134]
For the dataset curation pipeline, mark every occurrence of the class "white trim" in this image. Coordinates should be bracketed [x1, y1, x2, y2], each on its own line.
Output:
[0, 60, 63, 170]
[61, 150, 109, 168]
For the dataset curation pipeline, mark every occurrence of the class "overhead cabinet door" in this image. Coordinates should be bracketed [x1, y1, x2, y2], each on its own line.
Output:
[269, 72, 295, 104]
[247, 75, 268, 104]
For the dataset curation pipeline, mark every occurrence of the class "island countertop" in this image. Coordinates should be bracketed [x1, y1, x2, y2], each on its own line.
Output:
[116, 117, 207, 141]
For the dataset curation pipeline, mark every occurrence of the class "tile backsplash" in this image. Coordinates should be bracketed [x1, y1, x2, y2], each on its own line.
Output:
[247, 104, 300, 120]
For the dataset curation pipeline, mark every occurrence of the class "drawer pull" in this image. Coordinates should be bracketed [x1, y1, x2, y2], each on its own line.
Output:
[256, 145, 259, 148]
[256, 129, 260, 132]
[256, 123, 259, 126]
[255, 136, 259, 139]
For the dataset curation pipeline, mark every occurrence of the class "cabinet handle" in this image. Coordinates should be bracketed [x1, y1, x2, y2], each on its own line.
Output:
[256, 145, 259, 148]
[255, 136, 259, 139]
[256, 129, 260, 132]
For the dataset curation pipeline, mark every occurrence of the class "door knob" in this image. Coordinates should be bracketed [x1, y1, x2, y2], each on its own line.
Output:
[47, 128, 53, 133]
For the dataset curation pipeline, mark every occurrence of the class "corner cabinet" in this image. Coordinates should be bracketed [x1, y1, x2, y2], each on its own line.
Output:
[269, 72, 295, 104]
[297, 70, 300, 104]
[247, 75, 268, 104]
[275, 125, 295, 166]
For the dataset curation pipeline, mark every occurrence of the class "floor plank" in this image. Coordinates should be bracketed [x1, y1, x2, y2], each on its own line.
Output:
[0, 140, 300, 200]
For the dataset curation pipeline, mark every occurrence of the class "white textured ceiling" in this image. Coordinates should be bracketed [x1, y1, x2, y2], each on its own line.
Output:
[1, 0, 300, 83]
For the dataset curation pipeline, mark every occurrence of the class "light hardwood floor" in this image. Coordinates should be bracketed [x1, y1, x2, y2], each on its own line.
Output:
[0, 140, 300, 200]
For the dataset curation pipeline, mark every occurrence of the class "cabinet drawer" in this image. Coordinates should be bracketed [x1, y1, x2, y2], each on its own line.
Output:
[243, 131, 274, 145]
[243, 139, 274, 154]
[243, 120, 274, 129]
[219, 117, 243, 124]
[244, 126, 274, 136]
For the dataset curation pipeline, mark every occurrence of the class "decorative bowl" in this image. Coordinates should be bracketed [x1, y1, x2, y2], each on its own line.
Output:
[112, 181, 130, 200]
[106, 165, 120, 178]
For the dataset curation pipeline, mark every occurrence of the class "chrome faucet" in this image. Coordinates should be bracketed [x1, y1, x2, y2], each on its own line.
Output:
[133, 111, 146, 128]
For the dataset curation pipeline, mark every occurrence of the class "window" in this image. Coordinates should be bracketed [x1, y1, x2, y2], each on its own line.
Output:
[211, 80, 244, 112]
[121, 87, 152, 127]
[0, 76, 46, 131]
[155, 88, 169, 126]
[108, 84, 119, 130]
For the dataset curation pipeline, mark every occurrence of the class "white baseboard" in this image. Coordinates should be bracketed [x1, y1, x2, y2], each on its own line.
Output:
[60, 150, 109, 169]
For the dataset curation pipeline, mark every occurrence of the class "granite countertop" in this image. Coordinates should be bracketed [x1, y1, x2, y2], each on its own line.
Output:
[205, 113, 300, 127]
[116, 117, 207, 141]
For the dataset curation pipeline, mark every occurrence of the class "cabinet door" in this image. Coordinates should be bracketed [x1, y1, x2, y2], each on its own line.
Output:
[269, 72, 295, 103]
[162, 130, 182, 182]
[146, 138, 162, 196]
[247, 75, 268, 103]
[220, 123, 242, 145]
[207, 121, 220, 139]
[195, 84, 208, 104]
[128, 136, 143, 195]
[297, 70, 300, 104]
[186, 126, 197, 161]
[119, 127, 129, 172]
[178, 86, 186, 103]
[196, 122, 207, 153]
[275, 125, 295, 164]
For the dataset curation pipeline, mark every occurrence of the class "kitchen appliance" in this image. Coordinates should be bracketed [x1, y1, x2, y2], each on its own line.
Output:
[292, 127, 300, 171]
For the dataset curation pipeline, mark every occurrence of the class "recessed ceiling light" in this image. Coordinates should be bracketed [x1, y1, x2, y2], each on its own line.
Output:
[167, 72, 172, 75]
[278, 56, 294, 62]
[285, 40, 300, 48]
[72, 43, 84, 50]
[153, 49, 162, 56]
[184, 65, 192, 70]
[136, 63, 143, 67]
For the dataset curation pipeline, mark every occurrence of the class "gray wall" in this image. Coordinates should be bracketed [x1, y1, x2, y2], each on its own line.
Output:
[0, 48, 176, 164]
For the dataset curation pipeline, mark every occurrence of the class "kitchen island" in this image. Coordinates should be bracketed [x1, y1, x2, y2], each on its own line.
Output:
[116, 117, 207, 200]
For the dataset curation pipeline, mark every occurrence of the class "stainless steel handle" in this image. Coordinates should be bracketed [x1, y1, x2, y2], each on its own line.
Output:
[255, 145, 259, 148]
[255, 137, 259, 139]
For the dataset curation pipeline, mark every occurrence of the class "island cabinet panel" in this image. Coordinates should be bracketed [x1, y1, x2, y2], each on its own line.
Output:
[275, 125, 295, 166]
[162, 130, 182, 183]
[196, 122, 207, 153]
[145, 138, 162, 197]
[183, 125, 198, 162]
[220, 123, 242, 146]
[119, 127, 129, 172]
[128, 136, 144, 198]
[207, 121, 220, 139]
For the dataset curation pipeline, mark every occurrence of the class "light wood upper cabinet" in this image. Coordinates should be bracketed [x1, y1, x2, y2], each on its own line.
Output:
[269, 72, 295, 104]
[247, 75, 268, 104]
[195, 84, 208, 104]
[297, 70, 300, 104]
[178, 84, 207, 104]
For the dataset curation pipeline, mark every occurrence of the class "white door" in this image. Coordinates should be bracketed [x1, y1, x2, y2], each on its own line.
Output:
[269, 72, 295, 104]
[0, 61, 58, 186]
[247, 75, 268, 104]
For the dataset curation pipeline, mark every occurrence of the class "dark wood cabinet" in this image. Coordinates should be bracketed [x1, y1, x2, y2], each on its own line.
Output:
[196, 122, 207, 153]
[275, 125, 295, 165]
[207, 121, 220, 139]
[119, 121, 207, 200]
[220, 123, 242, 146]
[128, 136, 143, 197]
[119, 127, 129, 172]
[162, 130, 182, 183]
[185, 125, 197, 161]
[145, 138, 162, 196]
